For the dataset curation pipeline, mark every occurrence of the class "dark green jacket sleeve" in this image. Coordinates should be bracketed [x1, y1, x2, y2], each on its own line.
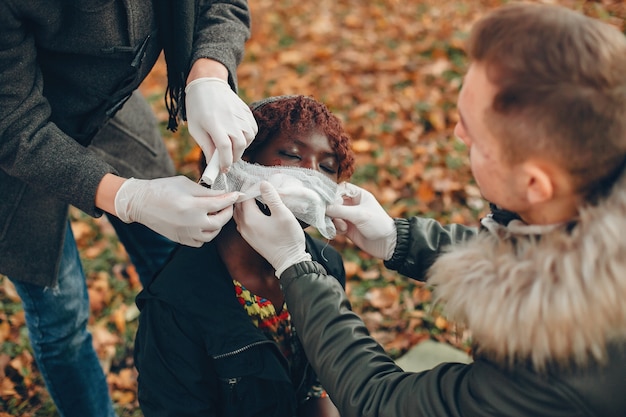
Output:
[280, 261, 588, 417]
[281, 261, 466, 417]
[384, 217, 477, 281]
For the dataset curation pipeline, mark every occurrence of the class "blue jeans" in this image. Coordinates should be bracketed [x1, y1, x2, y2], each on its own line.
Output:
[10, 217, 176, 417]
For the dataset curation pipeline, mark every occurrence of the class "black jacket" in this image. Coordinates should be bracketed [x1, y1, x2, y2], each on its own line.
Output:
[135, 234, 346, 417]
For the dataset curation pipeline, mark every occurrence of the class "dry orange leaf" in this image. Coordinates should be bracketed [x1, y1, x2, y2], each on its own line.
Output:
[343, 261, 362, 278]
[435, 316, 449, 330]
[126, 264, 141, 290]
[83, 240, 107, 259]
[417, 181, 436, 204]
[359, 268, 381, 281]
[366, 286, 399, 309]
[111, 389, 136, 405]
[0, 378, 17, 400]
[108, 368, 136, 392]
[1, 279, 19, 302]
[428, 108, 447, 132]
[0, 321, 9, 345]
[412, 285, 433, 304]
[88, 273, 112, 316]
[70, 220, 93, 243]
[184, 145, 202, 164]
[111, 305, 127, 334]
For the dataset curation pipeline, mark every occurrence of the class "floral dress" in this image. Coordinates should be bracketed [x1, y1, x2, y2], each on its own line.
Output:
[233, 279, 328, 401]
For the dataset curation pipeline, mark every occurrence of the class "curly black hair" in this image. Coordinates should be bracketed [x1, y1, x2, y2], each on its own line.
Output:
[200, 95, 355, 182]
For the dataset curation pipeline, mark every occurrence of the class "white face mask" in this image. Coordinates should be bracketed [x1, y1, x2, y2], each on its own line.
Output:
[209, 160, 341, 239]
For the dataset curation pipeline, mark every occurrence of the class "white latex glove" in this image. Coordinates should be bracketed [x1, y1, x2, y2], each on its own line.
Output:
[325, 182, 397, 260]
[234, 181, 312, 277]
[185, 77, 258, 183]
[267, 173, 323, 213]
[114, 176, 240, 247]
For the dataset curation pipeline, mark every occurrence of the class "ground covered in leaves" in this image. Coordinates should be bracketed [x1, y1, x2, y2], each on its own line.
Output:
[1, 0, 624, 415]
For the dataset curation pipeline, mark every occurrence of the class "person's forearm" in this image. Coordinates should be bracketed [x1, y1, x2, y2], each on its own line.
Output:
[95, 173, 127, 215]
[384, 217, 478, 281]
[281, 262, 425, 417]
[187, 58, 228, 83]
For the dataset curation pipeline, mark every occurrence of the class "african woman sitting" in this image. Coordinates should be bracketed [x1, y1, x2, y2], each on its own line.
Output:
[134, 95, 355, 417]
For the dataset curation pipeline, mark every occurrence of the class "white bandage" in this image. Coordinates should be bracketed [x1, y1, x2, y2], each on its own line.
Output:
[210, 161, 340, 239]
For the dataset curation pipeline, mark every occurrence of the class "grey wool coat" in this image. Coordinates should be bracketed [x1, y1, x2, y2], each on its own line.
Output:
[0, 0, 251, 286]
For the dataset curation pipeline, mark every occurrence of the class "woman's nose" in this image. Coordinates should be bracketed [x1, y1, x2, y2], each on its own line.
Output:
[302, 156, 317, 171]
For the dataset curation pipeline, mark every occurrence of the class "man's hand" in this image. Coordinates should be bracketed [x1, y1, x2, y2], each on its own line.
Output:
[185, 77, 258, 181]
[325, 182, 396, 260]
[114, 176, 240, 247]
[234, 181, 311, 277]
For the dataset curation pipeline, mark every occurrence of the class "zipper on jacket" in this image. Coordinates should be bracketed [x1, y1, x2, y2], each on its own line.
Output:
[227, 377, 239, 403]
[212, 339, 274, 360]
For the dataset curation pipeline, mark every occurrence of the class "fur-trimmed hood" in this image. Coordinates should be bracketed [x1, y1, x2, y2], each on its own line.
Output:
[429, 173, 626, 371]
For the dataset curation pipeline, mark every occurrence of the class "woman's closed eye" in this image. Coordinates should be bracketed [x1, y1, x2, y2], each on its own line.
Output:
[279, 150, 302, 161]
[319, 163, 337, 175]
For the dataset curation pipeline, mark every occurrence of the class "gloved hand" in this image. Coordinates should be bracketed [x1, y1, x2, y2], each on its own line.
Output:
[185, 77, 258, 180]
[114, 176, 240, 247]
[234, 181, 312, 277]
[325, 182, 397, 260]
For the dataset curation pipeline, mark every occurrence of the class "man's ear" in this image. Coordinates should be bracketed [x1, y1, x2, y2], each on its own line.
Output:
[521, 161, 554, 205]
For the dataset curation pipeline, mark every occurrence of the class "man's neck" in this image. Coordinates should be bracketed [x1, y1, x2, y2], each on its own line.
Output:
[518, 193, 580, 225]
